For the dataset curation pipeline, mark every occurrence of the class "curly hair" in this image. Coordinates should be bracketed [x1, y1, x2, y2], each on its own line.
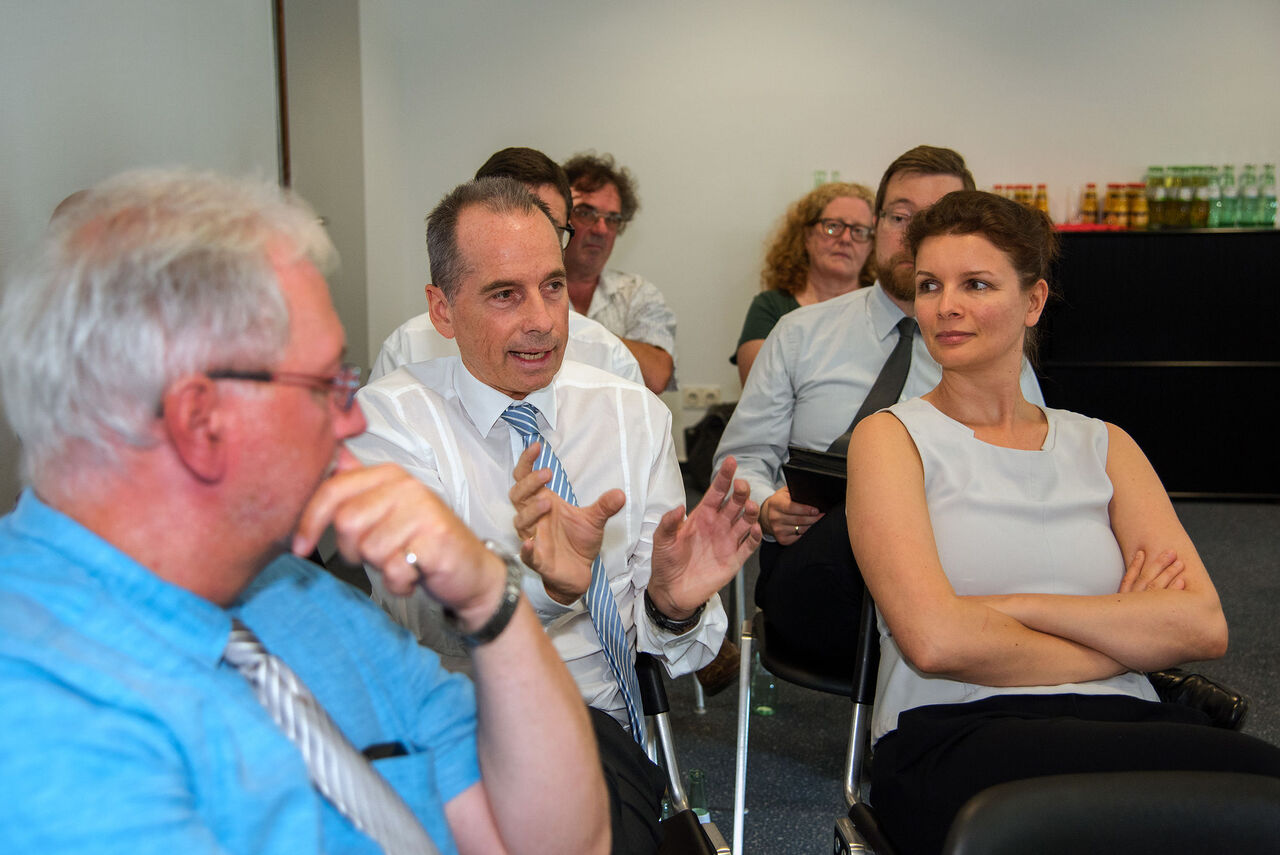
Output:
[562, 151, 640, 223]
[761, 182, 876, 295]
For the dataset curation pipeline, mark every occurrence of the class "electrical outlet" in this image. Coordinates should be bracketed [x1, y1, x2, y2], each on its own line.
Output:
[681, 385, 722, 408]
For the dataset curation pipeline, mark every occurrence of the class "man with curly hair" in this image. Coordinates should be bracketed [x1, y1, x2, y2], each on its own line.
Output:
[562, 152, 677, 395]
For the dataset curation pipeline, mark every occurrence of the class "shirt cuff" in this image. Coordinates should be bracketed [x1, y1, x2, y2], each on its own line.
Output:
[521, 568, 581, 620]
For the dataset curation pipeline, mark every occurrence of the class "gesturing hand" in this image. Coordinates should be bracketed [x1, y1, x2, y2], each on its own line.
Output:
[648, 455, 762, 620]
[292, 451, 504, 633]
[509, 442, 626, 605]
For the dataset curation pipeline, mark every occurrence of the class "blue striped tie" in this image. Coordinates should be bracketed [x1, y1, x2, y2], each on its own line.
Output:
[500, 402, 647, 744]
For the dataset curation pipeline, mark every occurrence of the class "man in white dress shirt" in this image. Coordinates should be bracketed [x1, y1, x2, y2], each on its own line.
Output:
[370, 147, 642, 385]
[350, 176, 760, 855]
[715, 145, 1046, 673]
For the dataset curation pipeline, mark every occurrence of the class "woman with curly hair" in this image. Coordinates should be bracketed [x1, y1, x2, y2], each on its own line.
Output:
[732, 181, 876, 384]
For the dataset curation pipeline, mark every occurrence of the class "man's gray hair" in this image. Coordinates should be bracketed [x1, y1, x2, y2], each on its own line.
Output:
[426, 176, 552, 301]
[0, 168, 335, 486]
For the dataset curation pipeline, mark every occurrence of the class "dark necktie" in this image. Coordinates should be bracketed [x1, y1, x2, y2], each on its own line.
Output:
[827, 317, 917, 456]
[500, 402, 648, 744]
[223, 619, 440, 855]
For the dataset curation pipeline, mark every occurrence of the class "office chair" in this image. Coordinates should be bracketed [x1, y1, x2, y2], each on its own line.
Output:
[636, 653, 730, 855]
[942, 771, 1280, 855]
[733, 590, 882, 855]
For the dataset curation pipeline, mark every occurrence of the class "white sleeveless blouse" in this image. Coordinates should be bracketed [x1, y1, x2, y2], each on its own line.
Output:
[870, 397, 1158, 742]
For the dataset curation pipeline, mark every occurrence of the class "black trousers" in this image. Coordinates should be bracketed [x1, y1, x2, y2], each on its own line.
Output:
[589, 706, 666, 855]
[755, 503, 863, 673]
[871, 693, 1280, 855]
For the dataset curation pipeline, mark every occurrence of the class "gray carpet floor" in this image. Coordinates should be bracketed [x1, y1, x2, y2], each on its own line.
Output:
[665, 500, 1280, 854]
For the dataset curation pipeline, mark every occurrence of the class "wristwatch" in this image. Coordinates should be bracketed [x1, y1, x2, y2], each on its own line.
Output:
[644, 589, 705, 635]
[444, 541, 524, 647]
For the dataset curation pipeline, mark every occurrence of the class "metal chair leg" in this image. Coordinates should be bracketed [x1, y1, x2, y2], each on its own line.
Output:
[732, 616, 754, 855]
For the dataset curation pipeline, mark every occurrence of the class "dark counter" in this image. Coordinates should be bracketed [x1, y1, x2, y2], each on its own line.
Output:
[1039, 229, 1280, 499]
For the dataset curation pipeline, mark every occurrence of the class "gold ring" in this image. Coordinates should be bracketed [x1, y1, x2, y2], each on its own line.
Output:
[794, 525, 800, 536]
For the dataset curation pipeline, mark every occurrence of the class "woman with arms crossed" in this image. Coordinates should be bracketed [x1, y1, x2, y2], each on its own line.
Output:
[846, 190, 1280, 855]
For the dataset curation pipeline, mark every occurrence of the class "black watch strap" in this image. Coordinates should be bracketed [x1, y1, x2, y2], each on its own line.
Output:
[444, 542, 523, 647]
[643, 589, 705, 635]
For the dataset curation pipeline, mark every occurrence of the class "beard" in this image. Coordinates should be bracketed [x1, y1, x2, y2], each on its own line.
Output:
[877, 248, 916, 303]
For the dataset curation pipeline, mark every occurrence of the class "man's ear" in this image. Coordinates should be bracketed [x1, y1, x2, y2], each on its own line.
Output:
[425, 283, 456, 339]
[161, 376, 227, 483]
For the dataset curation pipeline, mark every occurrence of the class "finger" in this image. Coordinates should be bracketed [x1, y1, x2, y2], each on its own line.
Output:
[655, 504, 685, 546]
[702, 456, 737, 507]
[319, 471, 419, 564]
[585, 488, 626, 526]
[1147, 559, 1186, 592]
[382, 551, 423, 598]
[1118, 549, 1145, 593]
[512, 441, 542, 482]
[508, 466, 553, 507]
[1132, 549, 1178, 592]
[782, 499, 822, 517]
[519, 537, 539, 573]
[513, 493, 554, 537]
[292, 462, 400, 555]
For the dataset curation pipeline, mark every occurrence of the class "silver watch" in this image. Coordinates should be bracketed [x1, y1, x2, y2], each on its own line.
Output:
[444, 541, 523, 647]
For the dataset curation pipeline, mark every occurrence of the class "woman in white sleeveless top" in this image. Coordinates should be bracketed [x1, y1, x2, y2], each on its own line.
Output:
[845, 190, 1280, 855]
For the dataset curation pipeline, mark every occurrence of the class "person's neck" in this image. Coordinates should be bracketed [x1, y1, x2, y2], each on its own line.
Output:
[43, 460, 260, 607]
[800, 270, 860, 304]
[566, 266, 602, 316]
[924, 358, 1041, 448]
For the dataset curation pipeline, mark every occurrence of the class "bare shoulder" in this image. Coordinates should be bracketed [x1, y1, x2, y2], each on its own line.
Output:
[1102, 421, 1161, 492]
[849, 409, 919, 469]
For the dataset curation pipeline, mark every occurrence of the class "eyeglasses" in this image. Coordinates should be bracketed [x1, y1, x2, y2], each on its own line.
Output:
[556, 221, 575, 250]
[571, 204, 627, 232]
[814, 219, 874, 243]
[206, 361, 363, 411]
[878, 208, 915, 232]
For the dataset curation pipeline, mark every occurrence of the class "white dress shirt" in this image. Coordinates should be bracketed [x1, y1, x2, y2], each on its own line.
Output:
[714, 282, 1046, 511]
[348, 357, 725, 727]
[369, 309, 643, 385]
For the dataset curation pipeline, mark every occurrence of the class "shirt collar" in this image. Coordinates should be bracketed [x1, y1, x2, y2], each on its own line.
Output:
[453, 359, 561, 437]
[868, 281, 913, 342]
[8, 489, 232, 667]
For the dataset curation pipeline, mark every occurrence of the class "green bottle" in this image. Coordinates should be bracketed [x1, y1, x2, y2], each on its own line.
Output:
[1218, 165, 1239, 227]
[1261, 165, 1277, 229]
[1240, 165, 1260, 226]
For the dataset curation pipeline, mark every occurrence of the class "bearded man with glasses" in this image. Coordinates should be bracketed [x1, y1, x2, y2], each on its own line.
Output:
[714, 145, 1047, 673]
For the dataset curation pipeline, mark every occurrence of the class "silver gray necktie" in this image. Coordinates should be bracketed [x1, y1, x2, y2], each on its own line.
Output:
[223, 618, 440, 855]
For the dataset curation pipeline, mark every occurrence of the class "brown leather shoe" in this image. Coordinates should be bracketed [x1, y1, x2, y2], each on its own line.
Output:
[695, 639, 740, 696]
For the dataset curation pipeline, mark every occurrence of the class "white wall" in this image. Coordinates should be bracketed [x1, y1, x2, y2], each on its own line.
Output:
[0, 0, 279, 504]
[285, 0, 370, 370]
[356, 0, 1280, 449]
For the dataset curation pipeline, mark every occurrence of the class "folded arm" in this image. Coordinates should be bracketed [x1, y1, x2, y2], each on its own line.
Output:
[968, 424, 1227, 672]
[846, 413, 1129, 687]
